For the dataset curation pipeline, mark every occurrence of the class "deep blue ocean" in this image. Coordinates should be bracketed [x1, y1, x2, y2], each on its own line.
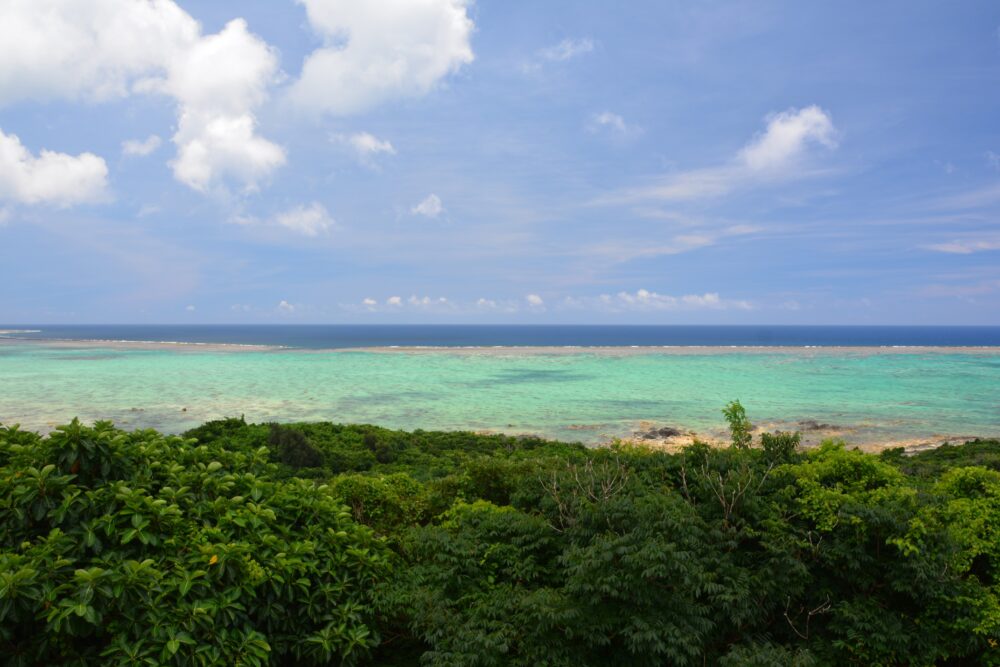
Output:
[3, 324, 1000, 348]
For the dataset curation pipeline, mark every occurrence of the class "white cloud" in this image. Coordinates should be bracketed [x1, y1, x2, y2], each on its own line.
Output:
[924, 238, 1000, 254]
[923, 279, 1000, 298]
[588, 111, 641, 139]
[346, 294, 455, 313]
[737, 106, 836, 171]
[610, 105, 836, 203]
[476, 297, 497, 308]
[411, 193, 444, 218]
[591, 112, 627, 133]
[526, 294, 545, 308]
[539, 38, 594, 62]
[0, 128, 108, 206]
[0, 2, 284, 194]
[289, 0, 474, 116]
[574, 289, 753, 312]
[274, 202, 334, 236]
[576, 225, 759, 265]
[122, 135, 162, 157]
[0, 0, 197, 105]
[333, 131, 395, 166]
[278, 300, 295, 313]
[164, 19, 285, 192]
[408, 295, 450, 307]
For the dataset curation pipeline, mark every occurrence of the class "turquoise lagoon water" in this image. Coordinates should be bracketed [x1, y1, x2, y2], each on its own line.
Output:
[1, 341, 998, 445]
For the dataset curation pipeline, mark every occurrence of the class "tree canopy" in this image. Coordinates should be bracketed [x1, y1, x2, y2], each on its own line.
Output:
[1, 414, 998, 665]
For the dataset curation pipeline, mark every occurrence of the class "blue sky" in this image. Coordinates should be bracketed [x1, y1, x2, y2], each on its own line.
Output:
[1, 0, 999, 324]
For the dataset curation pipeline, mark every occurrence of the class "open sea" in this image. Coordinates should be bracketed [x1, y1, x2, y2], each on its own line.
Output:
[1, 325, 998, 446]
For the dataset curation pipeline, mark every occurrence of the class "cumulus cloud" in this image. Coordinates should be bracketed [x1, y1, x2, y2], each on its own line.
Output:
[343, 291, 752, 316]
[332, 131, 395, 166]
[0, 128, 108, 206]
[163, 19, 285, 192]
[278, 300, 295, 313]
[121, 135, 162, 157]
[0, 2, 284, 194]
[569, 289, 753, 312]
[273, 202, 334, 236]
[289, 0, 475, 115]
[0, 0, 197, 105]
[411, 193, 444, 218]
[345, 294, 460, 314]
[738, 106, 836, 171]
[409, 295, 450, 307]
[610, 105, 836, 203]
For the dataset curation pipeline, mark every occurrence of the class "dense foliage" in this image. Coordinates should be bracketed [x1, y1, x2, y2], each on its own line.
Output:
[2, 413, 998, 665]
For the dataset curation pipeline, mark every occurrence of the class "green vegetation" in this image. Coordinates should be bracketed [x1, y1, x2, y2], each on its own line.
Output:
[2, 410, 999, 665]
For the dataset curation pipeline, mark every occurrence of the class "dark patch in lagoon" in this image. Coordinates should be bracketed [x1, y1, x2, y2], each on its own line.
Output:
[477, 368, 593, 385]
[47, 354, 121, 362]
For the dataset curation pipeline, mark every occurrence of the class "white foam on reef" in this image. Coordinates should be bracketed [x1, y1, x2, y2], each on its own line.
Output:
[0, 336, 285, 352]
[0, 329, 42, 335]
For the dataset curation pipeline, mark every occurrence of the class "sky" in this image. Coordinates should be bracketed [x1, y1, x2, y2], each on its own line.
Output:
[1, 0, 1000, 325]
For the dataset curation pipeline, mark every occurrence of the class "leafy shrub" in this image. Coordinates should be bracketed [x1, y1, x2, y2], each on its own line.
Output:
[761, 430, 801, 463]
[268, 423, 324, 469]
[0, 420, 389, 665]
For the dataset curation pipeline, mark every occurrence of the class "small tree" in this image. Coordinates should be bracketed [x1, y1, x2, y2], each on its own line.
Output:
[269, 423, 324, 468]
[760, 430, 801, 463]
[722, 400, 753, 450]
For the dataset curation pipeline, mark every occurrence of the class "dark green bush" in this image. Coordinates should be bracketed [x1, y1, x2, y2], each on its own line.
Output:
[268, 423, 324, 469]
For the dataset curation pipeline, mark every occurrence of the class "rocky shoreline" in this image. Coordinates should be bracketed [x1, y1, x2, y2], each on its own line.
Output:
[620, 419, 986, 454]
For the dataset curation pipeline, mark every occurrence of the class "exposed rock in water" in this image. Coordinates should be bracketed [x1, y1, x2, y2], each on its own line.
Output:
[639, 426, 684, 440]
[798, 420, 836, 431]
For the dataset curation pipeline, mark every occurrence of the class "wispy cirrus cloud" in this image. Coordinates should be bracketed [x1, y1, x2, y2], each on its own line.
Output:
[604, 105, 837, 204]
[332, 131, 396, 167]
[522, 37, 594, 73]
[924, 237, 1000, 254]
[121, 135, 162, 158]
[233, 202, 335, 237]
[539, 38, 594, 62]
[588, 111, 642, 140]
